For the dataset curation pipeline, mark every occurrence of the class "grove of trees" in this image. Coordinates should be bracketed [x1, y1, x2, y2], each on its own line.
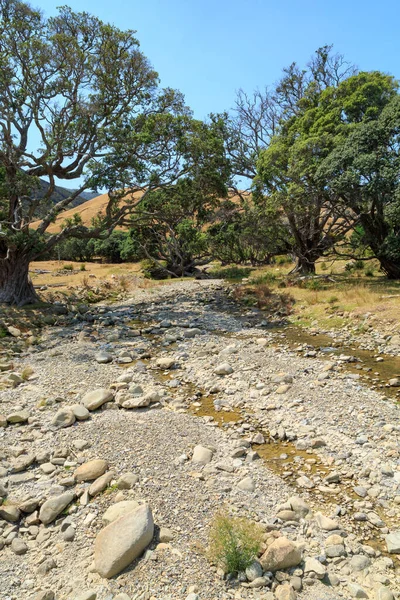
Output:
[0, 0, 399, 305]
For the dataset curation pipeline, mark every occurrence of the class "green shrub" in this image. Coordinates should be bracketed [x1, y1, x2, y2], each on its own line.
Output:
[209, 266, 253, 280]
[276, 255, 292, 265]
[327, 295, 339, 304]
[80, 264, 86, 271]
[365, 268, 374, 277]
[141, 259, 169, 279]
[250, 272, 277, 285]
[305, 278, 323, 290]
[208, 513, 264, 575]
[63, 264, 74, 271]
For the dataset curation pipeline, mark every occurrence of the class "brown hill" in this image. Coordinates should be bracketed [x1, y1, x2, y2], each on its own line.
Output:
[31, 189, 249, 234]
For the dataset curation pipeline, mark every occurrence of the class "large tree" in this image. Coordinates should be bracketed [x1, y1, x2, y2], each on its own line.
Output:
[256, 70, 397, 274]
[0, 0, 192, 305]
[318, 93, 400, 278]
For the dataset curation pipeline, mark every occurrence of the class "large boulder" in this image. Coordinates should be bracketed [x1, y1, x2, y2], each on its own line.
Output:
[102, 500, 140, 525]
[94, 504, 154, 578]
[260, 537, 302, 572]
[82, 389, 114, 411]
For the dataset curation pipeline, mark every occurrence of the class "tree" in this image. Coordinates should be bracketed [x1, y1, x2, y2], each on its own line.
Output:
[319, 94, 400, 278]
[208, 202, 289, 265]
[128, 118, 231, 277]
[0, 0, 190, 305]
[256, 69, 396, 274]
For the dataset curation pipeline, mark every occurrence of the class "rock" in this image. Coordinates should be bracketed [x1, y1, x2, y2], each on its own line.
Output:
[304, 557, 326, 579]
[102, 500, 140, 525]
[237, 476, 255, 492]
[245, 560, 263, 582]
[63, 525, 75, 541]
[52, 408, 76, 428]
[39, 491, 75, 524]
[192, 445, 213, 464]
[276, 510, 299, 522]
[36, 558, 56, 576]
[82, 388, 114, 410]
[74, 591, 97, 600]
[156, 357, 175, 369]
[350, 554, 371, 572]
[385, 531, 400, 553]
[214, 363, 233, 375]
[375, 587, 395, 600]
[325, 544, 346, 558]
[71, 404, 90, 421]
[11, 537, 28, 554]
[33, 592, 55, 600]
[388, 378, 400, 387]
[184, 328, 201, 338]
[7, 325, 21, 337]
[74, 459, 108, 482]
[114, 595, 131, 600]
[288, 496, 310, 518]
[0, 483, 7, 498]
[89, 471, 114, 497]
[260, 537, 302, 572]
[94, 504, 154, 578]
[315, 512, 339, 531]
[348, 583, 369, 598]
[0, 505, 20, 522]
[159, 527, 174, 543]
[275, 583, 296, 600]
[6, 410, 30, 424]
[95, 351, 113, 364]
[117, 472, 138, 490]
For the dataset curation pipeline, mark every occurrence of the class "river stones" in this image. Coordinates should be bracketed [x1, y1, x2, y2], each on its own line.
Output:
[192, 445, 213, 464]
[39, 491, 75, 524]
[102, 500, 140, 525]
[94, 504, 154, 578]
[260, 537, 302, 571]
[74, 459, 108, 482]
[82, 389, 114, 411]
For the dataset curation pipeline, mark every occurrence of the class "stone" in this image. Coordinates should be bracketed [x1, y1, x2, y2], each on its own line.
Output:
[89, 471, 114, 497]
[260, 537, 302, 572]
[159, 527, 174, 543]
[74, 591, 97, 600]
[156, 357, 175, 369]
[325, 544, 346, 558]
[82, 388, 114, 410]
[192, 445, 213, 464]
[315, 511, 339, 531]
[36, 558, 56, 576]
[71, 404, 90, 421]
[102, 500, 140, 525]
[237, 476, 255, 492]
[288, 496, 310, 518]
[94, 504, 154, 578]
[11, 537, 28, 554]
[375, 587, 395, 600]
[95, 351, 113, 364]
[74, 459, 108, 482]
[275, 583, 296, 600]
[7, 325, 21, 337]
[214, 363, 233, 375]
[385, 531, 400, 553]
[304, 557, 326, 579]
[276, 510, 299, 522]
[117, 472, 138, 489]
[63, 526, 75, 541]
[350, 554, 371, 572]
[33, 592, 55, 600]
[245, 560, 263, 582]
[52, 408, 75, 428]
[114, 595, 131, 600]
[348, 583, 369, 598]
[0, 505, 20, 522]
[388, 378, 400, 387]
[6, 410, 29, 424]
[39, 491, 75, 524]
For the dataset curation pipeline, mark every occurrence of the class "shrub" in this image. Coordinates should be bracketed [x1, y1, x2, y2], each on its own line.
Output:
[208, 513, 264, 575]
[63, 264, 74, 271]
[276, 255, 292, 265]
[327, 295, 339, 304]
[305, 278, 323, 290]
[80, 264, 86, 272]
[209, 266, 253, 280]
[250, 272, 277, 285]
[141, 259, 169, 280]
[365, 268, 374, 277]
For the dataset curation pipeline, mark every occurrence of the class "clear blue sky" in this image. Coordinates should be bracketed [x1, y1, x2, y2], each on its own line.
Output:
[37, 0, 400, 120]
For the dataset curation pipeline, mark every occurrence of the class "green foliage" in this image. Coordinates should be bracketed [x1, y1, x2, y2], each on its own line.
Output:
[208, 513, 264, 575]
[141, 259, 169, 280]
[209, 266, 253, 280]
[62, 264, 74, 272]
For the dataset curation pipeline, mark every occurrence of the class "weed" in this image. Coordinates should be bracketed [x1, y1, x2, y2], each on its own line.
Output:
[21, 366, 34, 381]
[80, 264, 86, 271]
[208, 513, 264, 575]
[327, 295, 339, 304]
[365, 268, 374, 277]
[0, 327, 8, 338]
[209, 266, 253, 280]
[63, 264, 74, 271]
[305, 279, 324, 291]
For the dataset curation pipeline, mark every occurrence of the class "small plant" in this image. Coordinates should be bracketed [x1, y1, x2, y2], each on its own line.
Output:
[250, 272, 277, 285]
[63, 264, 74, 271]
[208, 513, 264, 575]
[327, 295, 339, 304]
[305, 278, 323, 291]
[320, 261, 327, 271]
[80, 264, 86, 271]
[21, 366, 34, 381]
[209, 266, 253, 280]
[275, 255, 292, 265]
[365, 268, 374, 277]
[0, 327, 8, 338]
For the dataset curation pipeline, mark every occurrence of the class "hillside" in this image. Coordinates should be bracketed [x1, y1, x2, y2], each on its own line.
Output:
[28, 177, 98, 219]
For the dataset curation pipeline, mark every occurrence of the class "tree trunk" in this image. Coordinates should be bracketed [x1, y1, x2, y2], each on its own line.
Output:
[0, 253, 39, 306]
[289, 255, 316, 275]
[378, 257, 400, 280]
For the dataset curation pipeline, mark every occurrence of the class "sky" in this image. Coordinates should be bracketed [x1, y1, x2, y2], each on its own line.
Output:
[37, 0, 400, 121]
